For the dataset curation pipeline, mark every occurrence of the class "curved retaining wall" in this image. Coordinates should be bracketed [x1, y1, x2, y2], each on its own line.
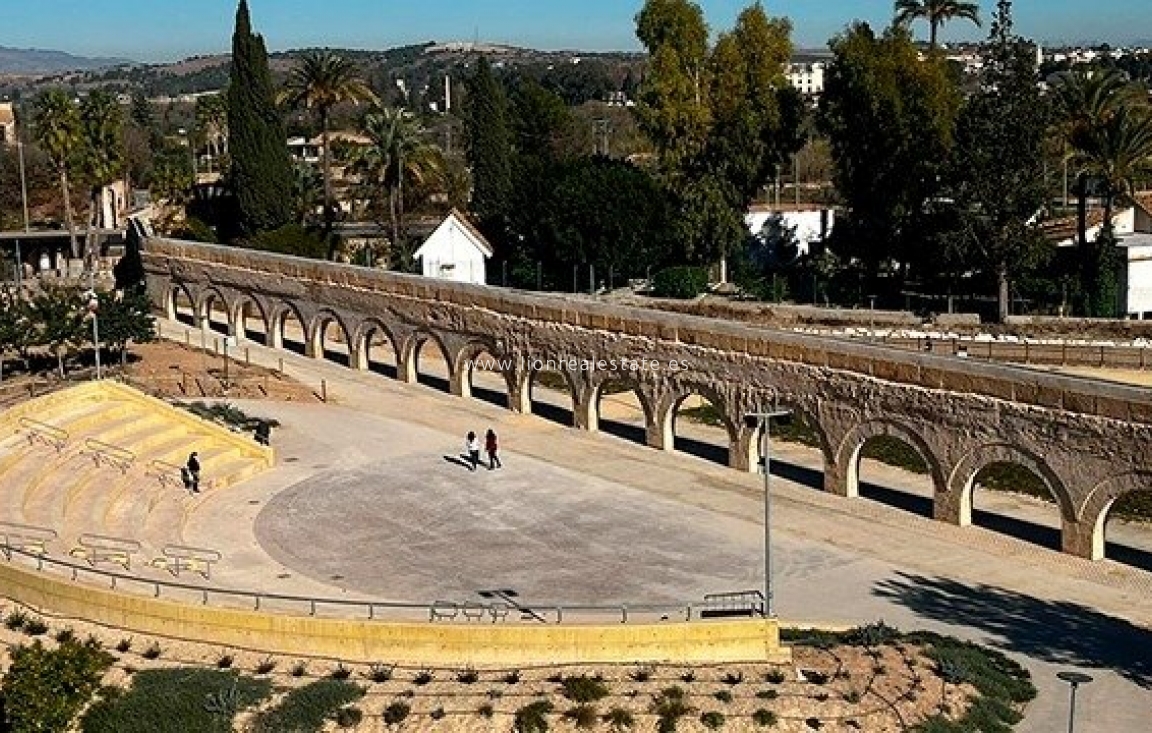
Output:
[0, 561, 788, 666]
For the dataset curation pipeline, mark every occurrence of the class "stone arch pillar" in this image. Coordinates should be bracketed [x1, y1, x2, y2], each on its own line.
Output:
[267, 311, 284, 351]
[394, 329, 418, 384]
[573, 382, 599, 432]
[1061, 518, 1098, 560]
[508, 364, 532, 414]
[732, 423, 759, 474]
[304, 323, 323, 359]
[164, 285, 178, 321]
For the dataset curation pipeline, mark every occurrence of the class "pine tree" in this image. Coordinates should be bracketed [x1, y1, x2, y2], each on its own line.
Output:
[464, 57, 512, 227]
[226, 0, 292, 238]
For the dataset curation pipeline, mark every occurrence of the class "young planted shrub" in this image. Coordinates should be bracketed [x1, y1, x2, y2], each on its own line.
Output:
[329, 664, 352, 680]
[255, 658, 277, 675]
[563, 704, 599, 729]
[3, 638, 114, 733]
[4, 610, 28, 630]
[215, 654, 234, 669]
[114, 638, 132, 654]
[22, 617, 49, 636]
[141, 643, 162, 660]
[382, 701, 411, 725]
[752, 709, 779, 727]
[334, 706, 362, 728]
[652, 687, 693, 733]
[713, 689, 733, 703]
[701, 710, 726, 729]
[514, 700, 553, 733]
[457, 666, 480, 684]
[603, 706, 636, 731]
[412, 669, 434, 686]
[560, 675, 609, 703]
[367, 663, 394, 683]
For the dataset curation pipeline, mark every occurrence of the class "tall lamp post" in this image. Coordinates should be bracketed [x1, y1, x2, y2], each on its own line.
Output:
[16, 140, 30, 293]
[84, 291, 101, 380]
[746, 408, 791, 618]
[1057, 671, 1092, 733]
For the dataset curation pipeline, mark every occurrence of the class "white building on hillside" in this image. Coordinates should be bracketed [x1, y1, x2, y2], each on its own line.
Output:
[413, 209, 493, 285]
[787, 63, 825, 96]
[746, 203, 834, 256]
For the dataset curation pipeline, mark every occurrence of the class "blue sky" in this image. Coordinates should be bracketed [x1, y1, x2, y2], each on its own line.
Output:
[3, 0, 1149, 62]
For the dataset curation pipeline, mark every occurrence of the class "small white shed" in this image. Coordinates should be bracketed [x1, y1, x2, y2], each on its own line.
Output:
[413, 209, 494, 285]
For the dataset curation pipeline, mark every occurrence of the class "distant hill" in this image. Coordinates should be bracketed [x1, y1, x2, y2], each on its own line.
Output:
[0, 46, 134, 75]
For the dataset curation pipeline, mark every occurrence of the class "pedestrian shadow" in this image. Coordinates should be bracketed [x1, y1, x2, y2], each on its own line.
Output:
[443, 454, 474, 470]
[873, 571, 1152, 689]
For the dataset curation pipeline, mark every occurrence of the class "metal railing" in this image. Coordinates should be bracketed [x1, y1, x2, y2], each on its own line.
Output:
[146, 458, 186, 489]
[17, 417, 69, 453]
[0, 521, 58, 560]
[1, 544, 701, 625]
[69, 533, 142, 570]
[81, 438, 136, 473]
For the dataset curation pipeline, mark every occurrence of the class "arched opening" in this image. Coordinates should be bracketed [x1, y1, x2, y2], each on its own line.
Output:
[668, 392, 732, 467]
[758, 409, 830, 493]
[528, 367, 576, 426]
[198, 290, 230, 336]
[234, 299, 269, 345]
[969, 462, 1064, 551]
[411, 334, 451, 392]
[312, 314, 351, 367]
[1088, 479, 1152, 572]
[358, 321, 398, 378]
[170, 286, 196, 326]
[846, 427, 939, 519]
[462, 346, 511, 408]
[595, 379, 649, 447]
[276, 305, 308, 355]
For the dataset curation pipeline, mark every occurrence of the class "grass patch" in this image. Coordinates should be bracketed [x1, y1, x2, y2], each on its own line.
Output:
[250, 679, 365, 733]
[81, 668, 270, 733]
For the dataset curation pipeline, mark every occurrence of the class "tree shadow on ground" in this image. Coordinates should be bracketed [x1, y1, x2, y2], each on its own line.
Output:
[873, 572, 1152, 689]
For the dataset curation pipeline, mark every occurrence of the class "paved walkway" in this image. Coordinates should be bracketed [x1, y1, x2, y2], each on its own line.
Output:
[159, 318, 1152, 732]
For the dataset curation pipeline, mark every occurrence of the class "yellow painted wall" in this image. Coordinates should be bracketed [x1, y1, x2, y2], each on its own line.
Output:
[0, 561, 789, 666]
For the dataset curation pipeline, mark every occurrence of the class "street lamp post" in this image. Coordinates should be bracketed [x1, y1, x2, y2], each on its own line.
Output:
[85, 291, 101, 380]
[1057, 671, 1092, 733]
[16, 140, 30, 294]
[746, 408, 791, 618]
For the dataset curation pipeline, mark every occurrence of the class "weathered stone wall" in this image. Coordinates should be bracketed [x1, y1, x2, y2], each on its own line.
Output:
[143, 238, 1152, 561]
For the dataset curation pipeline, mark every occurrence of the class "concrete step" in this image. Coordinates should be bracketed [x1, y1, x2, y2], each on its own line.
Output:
[1, 447, 86, 525]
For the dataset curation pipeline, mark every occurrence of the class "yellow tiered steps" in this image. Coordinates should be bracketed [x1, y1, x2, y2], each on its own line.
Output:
[0, 381, 274, 554]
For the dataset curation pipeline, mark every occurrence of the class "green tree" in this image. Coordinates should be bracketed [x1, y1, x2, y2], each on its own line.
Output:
[893, 0, 982, 50]
[464, 57, 513, 227]
[226, 0, 293, 239]
[819, 22, 961, 292]
[195, 93, 229, 172]
[79, 91, 125, 268]
[946, 0, 1049, 322]
[282, 50, 376, 234]
[634, 0, 711, 175]
[30, 283, 85, 378]
[97, 288, 156, 365]
[0, 287, 34, 381]
[32, 89, 82, 259]
[353, 107, 442, 269]
[1, 638, 113, 733]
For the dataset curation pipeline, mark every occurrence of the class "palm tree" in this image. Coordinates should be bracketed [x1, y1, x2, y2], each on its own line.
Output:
[79, 91, 124, 271]
[893, 0, 982, 49]
[281, 51, 376, 233]
[32, 90, 82, 259]
[352, 107, 442, 268]
[195, 93, 229, 172]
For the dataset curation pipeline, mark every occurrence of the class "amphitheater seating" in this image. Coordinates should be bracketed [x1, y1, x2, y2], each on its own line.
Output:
[0, 381, 273, 572]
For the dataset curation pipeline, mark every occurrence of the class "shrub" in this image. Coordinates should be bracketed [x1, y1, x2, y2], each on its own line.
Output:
[290, 662, 307, 678]
[487, 688, 504, 699]
[844, 689, 862, 704]
[722, 671, 744, 686]
[330, 664, 352, 680]
[250, 679, 365, 733]
[603, 706, 636, 731]
[503, 669, 522, 685]
[81, 668, 270, 733]
[845, 621, 901, 648]
[651, 266, 709, 300]
[4, 609, 28, 630]
[563, 704, 599, 729]
[629, 665, 654, 682]
[54, 628, 76, 644]
[652, 687, 692, 733]
[115, 638, 132, 653]
[805, 718, 823, 730]
[367, 663, 393, 683]
[478, 702, 495, 718]
[255, 658, 277, 675]
[382, 701, 411, 726]
[429, 706, 446, 720]
[756, 689, 779, 701]
[560, 675, 609, 703]
[215, 654, 233, 669]
[244, 223, 333, 260]
[753, 709, 778, 727]
[334, 706, 362, 728]
[701, 710, 726, 729]
[413, 669, 434, 686]
[4, 638, 114, 733]
[23, 617, 49, 636]
[513, 700, 553, 733]
[713, 690, 733, 703]
[764, 668, 787, 684]
[680, 670, 697, 683]
[141, 643, 162, 660]
[457, 666, 480, 684]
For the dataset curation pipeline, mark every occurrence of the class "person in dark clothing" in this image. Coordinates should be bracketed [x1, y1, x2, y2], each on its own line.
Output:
[485, 429, 501, 470]
[466, 432, 481, 471]
[186, 452, 201, 492]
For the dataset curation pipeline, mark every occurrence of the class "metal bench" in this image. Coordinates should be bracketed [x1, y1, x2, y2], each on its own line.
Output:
[80, 438, 135, 474]
[0, 521, 58, 560]
[429, 601, 459, 621]
[146, 459, 187, 490]
[700, 590, 765, 619]
[18, 417, 68, 453]
[461, 602, 488, 622]
[148, 544, 222, 579]
[488, 602, 512, 623]
[68, 533, 141, 570]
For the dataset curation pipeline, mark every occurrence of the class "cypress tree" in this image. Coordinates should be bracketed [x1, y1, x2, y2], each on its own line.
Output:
[464, 57, 512, 226]
[227, 0, 292, 238]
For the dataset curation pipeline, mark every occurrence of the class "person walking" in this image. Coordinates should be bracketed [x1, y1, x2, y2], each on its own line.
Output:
[465, 432, 481, 471]
[186, 452, 201, 493]
[485, 429, 502, 470]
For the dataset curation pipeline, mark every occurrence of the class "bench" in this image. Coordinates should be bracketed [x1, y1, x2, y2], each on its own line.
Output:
[80, 438, 135, 474]
[148, 544, 222, 579]
[700, 590, 765, 619]
[461, 603, 488, 622]
[18, 417, 68, 454]
[68, 533, 141, 570]
[146, 459, 187, 490]
[0, 522, 58, 560]
[430, 601, 459, 621]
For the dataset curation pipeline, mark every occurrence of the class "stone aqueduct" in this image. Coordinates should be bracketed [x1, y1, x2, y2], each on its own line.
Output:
[144, 238, 1152, 562]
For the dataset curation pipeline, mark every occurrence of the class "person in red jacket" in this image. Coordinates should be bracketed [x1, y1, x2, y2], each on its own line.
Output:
[485, 429, 502, 470]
